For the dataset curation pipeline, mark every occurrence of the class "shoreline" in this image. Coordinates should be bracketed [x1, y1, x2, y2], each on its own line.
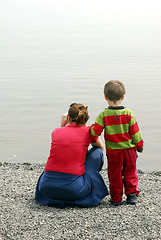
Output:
[1, 162, 160, 240]
[0, 160, 159, 174]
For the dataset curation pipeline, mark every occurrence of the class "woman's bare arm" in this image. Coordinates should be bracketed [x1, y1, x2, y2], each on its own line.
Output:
[91, 138, 104, 151]
[60, 113, 68, 127]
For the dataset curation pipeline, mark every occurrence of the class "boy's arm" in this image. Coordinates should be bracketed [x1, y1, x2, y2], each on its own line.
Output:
[129, 113, 144, 152]
[90, 113, 105, 137]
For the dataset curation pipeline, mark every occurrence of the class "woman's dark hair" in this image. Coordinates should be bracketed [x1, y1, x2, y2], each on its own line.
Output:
[68, 103, 89, 125]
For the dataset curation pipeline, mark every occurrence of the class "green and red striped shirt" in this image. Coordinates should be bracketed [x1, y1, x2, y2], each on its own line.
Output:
[91, 106, 144, 155]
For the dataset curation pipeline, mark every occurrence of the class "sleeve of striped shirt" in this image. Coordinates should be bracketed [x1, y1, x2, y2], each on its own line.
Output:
[129, 112, 144, 151]
[90, 113, 105, 137]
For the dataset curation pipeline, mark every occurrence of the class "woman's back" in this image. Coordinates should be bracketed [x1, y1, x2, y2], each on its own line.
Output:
[45, 124, 97, 175]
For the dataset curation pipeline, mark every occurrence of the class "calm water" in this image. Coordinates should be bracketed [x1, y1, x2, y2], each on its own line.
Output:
[0, 0, 161, 172]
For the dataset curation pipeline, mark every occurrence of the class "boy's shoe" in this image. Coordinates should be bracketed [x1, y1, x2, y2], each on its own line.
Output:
[126, 193, 137, 204]
[110, 199, 122, 206]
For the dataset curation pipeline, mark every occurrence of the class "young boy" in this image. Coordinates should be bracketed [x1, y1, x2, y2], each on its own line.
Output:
[90, 80, 144, 206]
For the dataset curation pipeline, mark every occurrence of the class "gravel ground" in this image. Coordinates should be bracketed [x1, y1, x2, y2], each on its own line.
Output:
[0, 162, 160, 240]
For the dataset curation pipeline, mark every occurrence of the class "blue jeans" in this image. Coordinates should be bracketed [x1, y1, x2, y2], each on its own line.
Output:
[85, 147, 104, 172]
[35, 146, 108, 207]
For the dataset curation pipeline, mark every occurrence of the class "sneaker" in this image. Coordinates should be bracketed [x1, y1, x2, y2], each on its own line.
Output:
[126, 193, 137, 204]
[110, 199, 122, 206]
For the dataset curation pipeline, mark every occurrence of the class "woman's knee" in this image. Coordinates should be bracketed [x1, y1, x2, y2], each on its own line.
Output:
[91, 147, 104, 160]
[85, 147, 104, 172]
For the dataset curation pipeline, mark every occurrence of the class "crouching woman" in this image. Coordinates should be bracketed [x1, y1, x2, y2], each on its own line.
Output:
[35, 103, 108, 208]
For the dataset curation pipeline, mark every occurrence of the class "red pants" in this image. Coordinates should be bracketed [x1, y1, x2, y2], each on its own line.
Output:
[107, 148, 140, 203]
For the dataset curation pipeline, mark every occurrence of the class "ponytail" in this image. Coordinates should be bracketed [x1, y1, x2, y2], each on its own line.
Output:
[68, 103, 89, 125]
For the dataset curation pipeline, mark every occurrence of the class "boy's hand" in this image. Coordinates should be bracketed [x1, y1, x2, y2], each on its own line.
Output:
[137, 147, 143, 153]
[60, 113, 68, 127]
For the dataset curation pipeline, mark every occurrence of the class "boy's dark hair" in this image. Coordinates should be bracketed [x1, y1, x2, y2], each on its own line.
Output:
[68, 103, 89, 125]
[104, 80, 125, 103]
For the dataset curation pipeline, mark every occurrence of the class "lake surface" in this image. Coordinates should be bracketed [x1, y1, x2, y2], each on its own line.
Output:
[0, 0, 161, 172]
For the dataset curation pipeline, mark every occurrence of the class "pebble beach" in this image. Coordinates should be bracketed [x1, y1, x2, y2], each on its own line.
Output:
[0, 162, 160, 240]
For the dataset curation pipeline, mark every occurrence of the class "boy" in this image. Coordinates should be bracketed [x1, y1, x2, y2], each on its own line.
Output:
[90, 80, 144, 206]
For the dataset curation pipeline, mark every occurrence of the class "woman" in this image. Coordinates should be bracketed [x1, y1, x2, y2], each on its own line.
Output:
[35, 103, 109, 208]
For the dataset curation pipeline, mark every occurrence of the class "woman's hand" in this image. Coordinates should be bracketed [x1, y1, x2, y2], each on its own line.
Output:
[60, 113, 68, 127]
[91, 138, 104, 151]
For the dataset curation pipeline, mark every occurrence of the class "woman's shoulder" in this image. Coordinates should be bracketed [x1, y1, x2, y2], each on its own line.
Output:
[51, 126, 66, 135]
[52, 124, 91, 134]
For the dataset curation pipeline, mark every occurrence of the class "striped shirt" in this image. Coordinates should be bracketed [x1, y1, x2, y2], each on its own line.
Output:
[91, 106, 144, 155]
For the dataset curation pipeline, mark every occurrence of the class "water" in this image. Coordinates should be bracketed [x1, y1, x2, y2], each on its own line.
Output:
[0, 0, 161, 172]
